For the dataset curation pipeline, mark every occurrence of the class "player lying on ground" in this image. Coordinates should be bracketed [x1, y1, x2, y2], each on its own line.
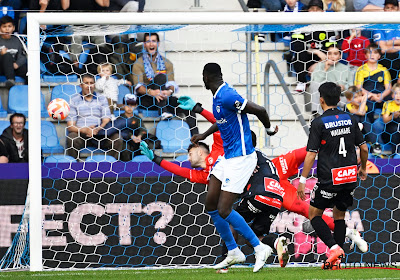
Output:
[140, 98, 368, 264]
[297, 82, 369, 270]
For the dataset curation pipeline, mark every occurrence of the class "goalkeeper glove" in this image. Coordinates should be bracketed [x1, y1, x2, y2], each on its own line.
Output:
[177, 96, 203, 113]
[140, 141, 154, 160]
[266, 126, 278, 136]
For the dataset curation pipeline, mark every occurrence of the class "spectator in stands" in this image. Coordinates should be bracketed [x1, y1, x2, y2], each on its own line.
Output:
[66, 74, 123, 160]
[355, 43, 392, 125]
[344, 86, 375, 144]
[61, 0, 110, 65]
[380, 82, 400, 155]
[372, 0, 400, 85]
[0, 113, 28, 163]
[353, 0, 384, 11]
[284, 0, 305, 11]
[290, 0, 338, 93]
[309, 45, 353, 115]
[0, 16, 27, 88]
[95, 63, 131, 113]
[108, 0, 145, 12]
[113, 94, 161, 161]
[322, 0, 345, 11]
[29, 0, 63, 30]
[342, 29, 370, 73]
[130, 32, 198, 135]
[261, 0, 285, 11]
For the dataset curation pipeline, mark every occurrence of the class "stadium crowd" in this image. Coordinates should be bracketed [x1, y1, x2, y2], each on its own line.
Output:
[0, 0, 399, 163]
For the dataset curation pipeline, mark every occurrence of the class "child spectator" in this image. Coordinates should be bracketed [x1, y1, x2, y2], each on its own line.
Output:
[322, 0, 346, 11]
[0, 16, 27, 88]
[95, 63, 131, 113]
[342, 29, 370, 71]
[283, 0, 304, 11]
[380, 82, 400, 155]
[344, 86, 375, 144]
[355, 43, 392, 124]
[309, 45, 353, 115]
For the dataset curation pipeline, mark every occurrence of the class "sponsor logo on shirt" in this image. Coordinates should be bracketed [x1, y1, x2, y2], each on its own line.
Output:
[216, 118, 227, 124]
[234, 100, 242, 110]
[323, 114, 352, 129]
[216, 106, 220, 113]
[263, 177, 284, 196]
[331, 165, 358, 185]
[279, 156, 288, 175]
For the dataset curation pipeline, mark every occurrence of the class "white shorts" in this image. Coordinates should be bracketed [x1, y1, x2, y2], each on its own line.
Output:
[210, 151, 257, 194]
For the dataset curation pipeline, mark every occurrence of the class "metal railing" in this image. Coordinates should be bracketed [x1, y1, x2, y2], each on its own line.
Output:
[264, 60, 310, 136]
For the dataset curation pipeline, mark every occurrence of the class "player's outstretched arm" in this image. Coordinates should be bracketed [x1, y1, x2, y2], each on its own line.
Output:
[139, 141, 193, 180]
[178, 96, 216, 124]
[242, 100, 278, 136]
[297, 151, 317, 201]
[191, 123, 219, 144]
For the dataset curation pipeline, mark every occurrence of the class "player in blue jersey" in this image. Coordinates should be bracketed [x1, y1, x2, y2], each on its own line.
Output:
[192, 63, 278, 273]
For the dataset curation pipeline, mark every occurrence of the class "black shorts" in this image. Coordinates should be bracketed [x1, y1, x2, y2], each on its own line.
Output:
[310, 184, 354, 211]
[235, 196, 279, 237]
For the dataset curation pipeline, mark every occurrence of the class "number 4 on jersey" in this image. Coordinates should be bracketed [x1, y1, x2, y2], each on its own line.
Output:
[339, 137, 347, 157]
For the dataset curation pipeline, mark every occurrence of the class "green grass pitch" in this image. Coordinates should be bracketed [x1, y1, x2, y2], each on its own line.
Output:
[0, 267, 399, 280]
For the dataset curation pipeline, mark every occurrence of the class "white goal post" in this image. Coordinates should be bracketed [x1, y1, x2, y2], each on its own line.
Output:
[27, 11, 397, 272]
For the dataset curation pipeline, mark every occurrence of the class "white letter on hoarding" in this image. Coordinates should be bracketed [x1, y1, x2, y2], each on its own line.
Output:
[42, 205, 67, 246]
[68, 203, 106, 246]
[0, 206, 24, 247]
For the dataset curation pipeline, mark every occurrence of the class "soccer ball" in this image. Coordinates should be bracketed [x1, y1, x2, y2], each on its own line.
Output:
[47, 98, 70, 121]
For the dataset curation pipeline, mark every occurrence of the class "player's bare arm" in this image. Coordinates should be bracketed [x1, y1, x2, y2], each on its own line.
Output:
[191, 123, 218, 143]
[242, 100, 278, 136]
[358, 143, 368, 180]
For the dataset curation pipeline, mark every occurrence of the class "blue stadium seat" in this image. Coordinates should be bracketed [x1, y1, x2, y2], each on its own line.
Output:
[118, 85, 131, 104]
[131, 155, 152, 162]
[0, 120, 10, 135]
[0, 6, 14, 19]
[85, 154, 117, 163]
[44, 155, 77, 163]
[156, 120, 191, 153]
[0, 97, 7, 118]
[41, 121, 64, 153]
[7, 85, 48, 117]
[42, 74, 79, 83]
[139, 108, 160, 118]
[18, 15, 27, 34]
[0, 76, 25, 83]
[51, 84, 82, 103]
[175, 154, 188, 162]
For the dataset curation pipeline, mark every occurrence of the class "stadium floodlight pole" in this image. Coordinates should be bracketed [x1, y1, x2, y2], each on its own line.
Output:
[27, 11, 398, 272]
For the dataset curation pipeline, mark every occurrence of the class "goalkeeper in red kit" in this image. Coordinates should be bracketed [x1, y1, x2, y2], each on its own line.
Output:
[139, 96, 368, 267]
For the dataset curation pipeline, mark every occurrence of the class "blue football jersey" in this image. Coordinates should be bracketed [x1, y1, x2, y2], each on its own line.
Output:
[212, 83, 254, 159]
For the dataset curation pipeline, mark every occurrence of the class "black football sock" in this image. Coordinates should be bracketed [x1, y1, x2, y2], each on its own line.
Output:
[333, 220, 346, 248]
[261, 235, 276, 249]
[311, 216, 336, 248]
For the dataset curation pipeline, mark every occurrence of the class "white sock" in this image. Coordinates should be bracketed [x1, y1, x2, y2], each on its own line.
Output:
[229, 247, 242, 256]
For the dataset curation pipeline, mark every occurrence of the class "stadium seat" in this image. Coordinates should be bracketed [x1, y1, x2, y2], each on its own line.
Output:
[139, 108, 160, 118]
[0, 97, 7, 118]
[0, 120, 9, 135]
[131, 155, 152, 162]
[156, 120, 191, 153]
[51, 84, 82, 103]
[7, 85, 48, 117]
[175, 154, 188, 162]
[41, 121, 64, 153]
[44, 155, 77, 163]
[0, 6, 14, 19]
[117, 85, 131, 104]
[42, 74, 79, 83]
[0, 76, 25, 83]
[85, 154, 117, 163]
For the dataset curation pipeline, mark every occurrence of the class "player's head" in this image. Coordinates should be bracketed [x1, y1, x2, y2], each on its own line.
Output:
[344, 86, 363, 106]
[187, 142, 210, 168]
[97, 63, 113, 76]
[143, 33, 160, 56]
[384, 0, 399, 11]
[202, 63, 223, 90]
[365, 43, 381, 63]
[318, 82, 341, 108]
[392, 83, 400, 104]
